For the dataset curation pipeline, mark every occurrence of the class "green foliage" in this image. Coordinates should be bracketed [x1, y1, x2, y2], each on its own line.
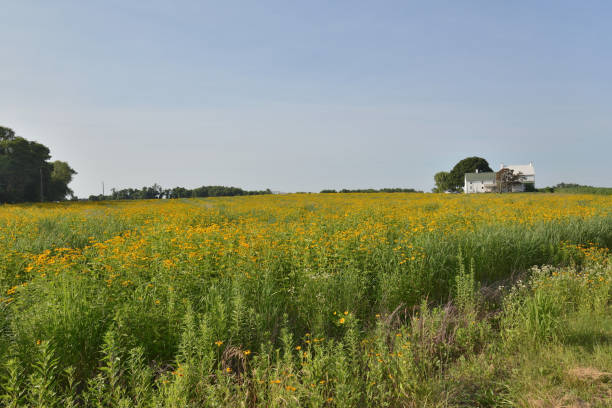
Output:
[92, 185, 273, 201]
[502, 262, 611, 348]
[449, 157, 493, 191]
[432, 157, 493, 192]
[27, 341, 59, 407]
[539, 183, 612, 195]
[0, 126, 75, 203]
[1, 358, 24, 407]
[99, 327, 126, 405]
[454, 253, 478, 313]
[126, 347, 153, 408]
[48, 161, 77, 201]
[0, 258, 609, 406]
[0, 127, 16, 141]
[433, 171, 453, 193]
[0, 131, 50, 203]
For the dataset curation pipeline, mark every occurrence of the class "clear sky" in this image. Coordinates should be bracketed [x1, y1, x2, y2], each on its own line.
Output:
[2, 1, 611, 196]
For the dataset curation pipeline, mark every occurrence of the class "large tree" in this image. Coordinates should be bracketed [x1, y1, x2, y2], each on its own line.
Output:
[433, 171, 454, 192]
[0, 126, 76, 203]
[449, 157, 493, 191]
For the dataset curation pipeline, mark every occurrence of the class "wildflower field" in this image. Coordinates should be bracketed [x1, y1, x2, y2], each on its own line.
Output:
[1, 193, 611, 406]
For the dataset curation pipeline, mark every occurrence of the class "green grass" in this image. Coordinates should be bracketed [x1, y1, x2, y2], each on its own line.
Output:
[1, 257, 610, 406]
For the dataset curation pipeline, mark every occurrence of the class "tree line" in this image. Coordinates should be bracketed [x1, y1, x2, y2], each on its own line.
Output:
[0, 126, 76, 203]
[538, 183, 612, 195]
[88, 184, 272, 201]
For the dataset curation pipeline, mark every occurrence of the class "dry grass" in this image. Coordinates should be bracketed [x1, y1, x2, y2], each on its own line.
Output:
[523, 367, 612, 408]
[567, 367, 612, 382]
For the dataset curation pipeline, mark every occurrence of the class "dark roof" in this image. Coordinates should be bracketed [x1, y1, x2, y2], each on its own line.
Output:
[465, 172, 496, 182]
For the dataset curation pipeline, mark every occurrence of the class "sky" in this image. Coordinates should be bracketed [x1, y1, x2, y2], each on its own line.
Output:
[2, 1, 611, 196]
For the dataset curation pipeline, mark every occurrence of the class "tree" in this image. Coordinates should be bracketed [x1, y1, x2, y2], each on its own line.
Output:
[0, 126, 76, 203]
[448, 157, 493, 191]
[167, 187, 192, 198]
[433, 171, 454, 192]
[0, 127, 15, 141]
[0, 130, 50, 202]
[496, 168, 525, 193]
[47, 161, 77, 201]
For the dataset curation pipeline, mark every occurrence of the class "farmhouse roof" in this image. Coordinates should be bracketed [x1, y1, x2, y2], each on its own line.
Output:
[465, 172, 496, 182]
[500, 163, 535, 175]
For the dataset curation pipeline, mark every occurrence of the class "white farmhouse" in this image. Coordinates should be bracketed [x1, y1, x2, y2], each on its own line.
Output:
[463, 171, 496, 194]
[463, 162, 536, 193]
[499, 162, 535, 192]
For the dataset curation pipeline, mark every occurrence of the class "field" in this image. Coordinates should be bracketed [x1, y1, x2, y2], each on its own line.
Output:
[1, 193, 611, 407]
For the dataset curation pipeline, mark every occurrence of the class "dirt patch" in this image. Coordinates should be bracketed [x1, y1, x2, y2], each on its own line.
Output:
[567, 367, 612, 382]
[528, 395, 590, 408]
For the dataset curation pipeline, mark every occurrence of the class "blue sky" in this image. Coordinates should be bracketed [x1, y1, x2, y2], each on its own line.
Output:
[2, 1, 611, 196]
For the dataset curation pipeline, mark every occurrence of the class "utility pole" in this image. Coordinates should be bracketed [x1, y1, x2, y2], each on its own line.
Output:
[102, 181, 105, 197]
[40, 166, 44, 202]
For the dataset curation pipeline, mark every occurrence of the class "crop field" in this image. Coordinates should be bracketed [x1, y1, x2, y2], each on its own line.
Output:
[0, 193, 611, 407]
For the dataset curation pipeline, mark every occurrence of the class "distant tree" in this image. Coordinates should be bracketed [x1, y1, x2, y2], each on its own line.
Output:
[139, 183, 163, 199]
[449, 157, 493, 191]
[537, 183, 612, 195]
[167, 187, 192, 198]
[433, 171, 454, 192]
[379, 188, 418, 193]
[95, 184, 271, 201]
